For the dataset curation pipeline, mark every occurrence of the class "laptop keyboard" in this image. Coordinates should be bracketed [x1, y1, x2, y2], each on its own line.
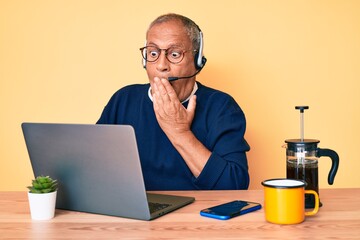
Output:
[148, 202, 171, 213]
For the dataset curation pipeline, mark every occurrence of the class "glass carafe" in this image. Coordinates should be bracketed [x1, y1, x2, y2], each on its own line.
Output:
[285, 139, 339, 208]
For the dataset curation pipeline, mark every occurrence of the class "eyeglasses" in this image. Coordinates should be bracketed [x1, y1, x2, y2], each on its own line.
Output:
[139, 46, 195, 64]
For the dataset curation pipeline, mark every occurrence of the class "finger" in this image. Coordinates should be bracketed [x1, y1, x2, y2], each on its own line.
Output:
[152, 79, 165, 107]
[160, 78, 178, 101]
[150, 77, 159, 96]
[152, 94, 162, 117]
[153, 77, 166, 103]
[155, 77, 171, 102]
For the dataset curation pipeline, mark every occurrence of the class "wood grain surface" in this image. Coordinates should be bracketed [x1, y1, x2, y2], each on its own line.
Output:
[1, 189, 359, 239]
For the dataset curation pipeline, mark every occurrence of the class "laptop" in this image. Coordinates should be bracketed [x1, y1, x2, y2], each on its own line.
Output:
[21, 123, 195, 220]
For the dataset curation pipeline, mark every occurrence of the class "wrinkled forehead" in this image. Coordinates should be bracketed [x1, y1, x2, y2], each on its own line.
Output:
[146, 20, 192, 48]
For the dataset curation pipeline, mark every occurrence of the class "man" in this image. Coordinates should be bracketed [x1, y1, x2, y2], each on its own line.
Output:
[97, 13, 250, 190]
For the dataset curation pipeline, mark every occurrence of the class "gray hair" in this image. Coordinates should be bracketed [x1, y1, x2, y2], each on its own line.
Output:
[146, 13, 202, 54]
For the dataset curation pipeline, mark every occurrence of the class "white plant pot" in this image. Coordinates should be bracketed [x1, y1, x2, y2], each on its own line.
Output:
[28, 191, 57, 220]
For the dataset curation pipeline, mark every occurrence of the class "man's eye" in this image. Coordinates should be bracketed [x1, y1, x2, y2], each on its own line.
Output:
[169, 51, 181, 59]
[149, 51, 159, 58]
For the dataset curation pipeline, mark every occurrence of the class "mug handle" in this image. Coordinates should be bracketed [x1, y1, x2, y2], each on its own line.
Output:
[304, 190, 319, 216]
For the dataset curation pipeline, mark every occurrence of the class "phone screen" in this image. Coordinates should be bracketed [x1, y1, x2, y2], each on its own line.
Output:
[200, 200, 261, 220]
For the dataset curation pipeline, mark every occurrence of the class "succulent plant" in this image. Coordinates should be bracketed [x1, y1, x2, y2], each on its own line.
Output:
[27, 175, 58, 193]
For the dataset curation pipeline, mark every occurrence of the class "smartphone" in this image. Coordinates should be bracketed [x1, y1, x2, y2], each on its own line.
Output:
[200, 200, 261, 220]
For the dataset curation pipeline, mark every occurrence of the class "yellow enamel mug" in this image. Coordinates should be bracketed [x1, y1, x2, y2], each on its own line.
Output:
[261, 178, 319, 224]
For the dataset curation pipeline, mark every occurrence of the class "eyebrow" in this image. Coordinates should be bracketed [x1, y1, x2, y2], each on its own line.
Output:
[146, 42, 185, 49]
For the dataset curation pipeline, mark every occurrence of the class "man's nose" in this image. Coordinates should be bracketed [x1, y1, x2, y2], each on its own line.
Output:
[156, 51, 170, 72]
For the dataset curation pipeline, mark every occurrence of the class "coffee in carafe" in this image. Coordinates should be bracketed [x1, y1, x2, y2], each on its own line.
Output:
[286, 139, 320, 208]
[284, 106, 339, 208]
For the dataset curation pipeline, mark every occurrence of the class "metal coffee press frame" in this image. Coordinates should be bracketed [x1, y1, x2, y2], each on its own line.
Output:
[285, 106, 339, 208]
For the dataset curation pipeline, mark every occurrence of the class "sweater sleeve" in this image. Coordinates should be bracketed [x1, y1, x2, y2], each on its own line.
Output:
[192, 96, 250, 190]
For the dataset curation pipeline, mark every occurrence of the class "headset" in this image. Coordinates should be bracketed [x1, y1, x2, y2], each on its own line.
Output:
[194, 30, 206, 70]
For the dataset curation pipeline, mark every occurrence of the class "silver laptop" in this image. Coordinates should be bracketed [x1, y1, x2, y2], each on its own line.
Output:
[22, 123, 195, 220]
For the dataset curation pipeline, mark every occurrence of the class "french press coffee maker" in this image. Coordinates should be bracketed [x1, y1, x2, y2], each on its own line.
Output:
[284, 106, 339, 208]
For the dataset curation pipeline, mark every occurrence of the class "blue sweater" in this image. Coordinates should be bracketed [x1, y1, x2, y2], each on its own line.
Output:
[97, 82, 250, 190]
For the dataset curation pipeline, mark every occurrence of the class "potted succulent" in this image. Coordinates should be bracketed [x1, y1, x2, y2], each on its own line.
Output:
[27, 175, 58, 220]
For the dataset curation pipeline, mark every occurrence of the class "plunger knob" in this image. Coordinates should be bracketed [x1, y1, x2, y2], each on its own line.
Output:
[295, 106, 309, 113]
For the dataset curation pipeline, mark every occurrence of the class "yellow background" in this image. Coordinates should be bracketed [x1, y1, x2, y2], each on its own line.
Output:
[1, 0, 359, 191]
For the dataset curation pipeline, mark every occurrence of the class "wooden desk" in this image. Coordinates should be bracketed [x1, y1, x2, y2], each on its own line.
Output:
[1, 189, 359, 239]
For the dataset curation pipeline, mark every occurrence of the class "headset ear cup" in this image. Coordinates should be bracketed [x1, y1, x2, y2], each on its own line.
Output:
[201, 56, 207, 68]
[194, 31, 205, 69]
[194, 53, 207, 70]
[143, 60, 146, 69]
[194, 52, 200, 69]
